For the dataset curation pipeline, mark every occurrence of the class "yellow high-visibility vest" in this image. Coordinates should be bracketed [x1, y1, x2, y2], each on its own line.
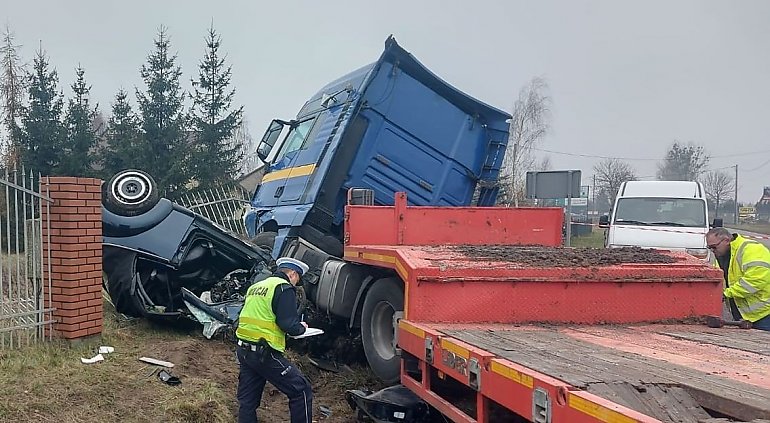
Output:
[236, 276, 288, 352]
[725, 235, 770, 322]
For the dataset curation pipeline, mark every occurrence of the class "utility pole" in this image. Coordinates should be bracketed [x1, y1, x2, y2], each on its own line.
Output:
[592, 173, 597, 221]
[734, 164, 739, 224]
[511, 141, 519, 207]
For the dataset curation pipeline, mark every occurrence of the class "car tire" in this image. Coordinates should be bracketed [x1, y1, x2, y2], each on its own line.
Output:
[361, 277, 404, 384]
[103, 169, 160, 217]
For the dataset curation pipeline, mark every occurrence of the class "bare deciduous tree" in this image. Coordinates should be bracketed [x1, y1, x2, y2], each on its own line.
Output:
[498, 77, 550, 206]
[656, 141, 709, 181]
[536, 155, 552, 171]
[0, 25, 27, 166]
[593, 158, 637, 210]
[703, 170, 734, 218]
[231, 117, 259, 177]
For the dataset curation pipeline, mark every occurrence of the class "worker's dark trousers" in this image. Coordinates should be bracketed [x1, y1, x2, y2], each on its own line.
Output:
[236, 345, 313, 423]
[753, 314, 770, 331]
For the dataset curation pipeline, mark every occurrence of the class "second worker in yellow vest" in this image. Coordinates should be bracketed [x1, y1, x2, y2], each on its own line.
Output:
[707, 228, 770, 331]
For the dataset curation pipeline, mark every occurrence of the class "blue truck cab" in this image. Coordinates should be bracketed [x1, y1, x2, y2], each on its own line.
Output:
[244, 36, 511, 383]
[246, 36, 511, 257]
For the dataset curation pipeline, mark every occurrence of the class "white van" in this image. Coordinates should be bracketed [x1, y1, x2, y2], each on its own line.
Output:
[598, 181, 720, 260]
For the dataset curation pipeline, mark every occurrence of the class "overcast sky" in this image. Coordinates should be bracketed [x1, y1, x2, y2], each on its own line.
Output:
[5, 0, 770, 202]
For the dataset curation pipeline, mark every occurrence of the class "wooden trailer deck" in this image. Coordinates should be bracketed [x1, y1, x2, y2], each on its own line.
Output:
[436, 323, 770, 422]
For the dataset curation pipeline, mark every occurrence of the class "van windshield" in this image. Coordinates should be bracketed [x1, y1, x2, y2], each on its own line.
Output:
[614, 198, 706, 227]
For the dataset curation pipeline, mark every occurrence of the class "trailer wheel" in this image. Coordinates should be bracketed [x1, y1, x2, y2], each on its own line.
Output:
[361, 277, 404, 384]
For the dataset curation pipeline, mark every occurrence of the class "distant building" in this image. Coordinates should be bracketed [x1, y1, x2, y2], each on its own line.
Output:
[236, 162, 265, 194]
[760, 186, 770, 205]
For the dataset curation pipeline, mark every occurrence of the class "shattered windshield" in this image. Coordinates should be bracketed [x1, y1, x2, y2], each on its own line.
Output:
[272, 117, 316, 165]
[614, 198, 706, 227]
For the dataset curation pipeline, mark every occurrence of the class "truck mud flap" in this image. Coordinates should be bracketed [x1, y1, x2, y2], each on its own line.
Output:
[345, 385, 430, 422]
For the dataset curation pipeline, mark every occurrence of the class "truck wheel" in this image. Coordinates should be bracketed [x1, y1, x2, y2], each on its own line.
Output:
[251, 231, 276, 252]
[361, 277, 404, 384]
[317, 235, 343, 257]
[102, 169, 160, 217]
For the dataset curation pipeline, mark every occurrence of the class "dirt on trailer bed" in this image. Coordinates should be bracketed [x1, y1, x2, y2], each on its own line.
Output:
[451, 245, 679, 267]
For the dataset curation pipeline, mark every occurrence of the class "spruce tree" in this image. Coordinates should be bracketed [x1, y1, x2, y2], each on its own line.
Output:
[0, 26, 26, 167]
[20, 47, 64, 175]
[189, 25, 244, 190]
[60, 65, 98, 176]
[136, 26, 188, 197]
[100, 89, 142, 178]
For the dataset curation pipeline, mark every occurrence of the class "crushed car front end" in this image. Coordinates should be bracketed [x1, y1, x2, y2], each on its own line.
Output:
[101, 170, 273, 329]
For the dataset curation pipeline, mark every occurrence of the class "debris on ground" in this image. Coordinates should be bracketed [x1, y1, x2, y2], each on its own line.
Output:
[80, 353, 105, 364]
[158, 369, 182, 386]
[139, 356, 175, 368]
[99, 346, 115, 354]
[346, 385, 430, 422]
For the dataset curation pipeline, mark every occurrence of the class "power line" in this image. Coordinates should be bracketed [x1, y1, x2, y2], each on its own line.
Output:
[532, 147, 770, 161]
[532, 148, 659, 161]
[744, 158, 770, 173]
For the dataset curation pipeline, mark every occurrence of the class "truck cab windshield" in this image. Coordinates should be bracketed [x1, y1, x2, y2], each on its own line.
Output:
[614, 198, 706, 227]
[272, 117, 316, 166]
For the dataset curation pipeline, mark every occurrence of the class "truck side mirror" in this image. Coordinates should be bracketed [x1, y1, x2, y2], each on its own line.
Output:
[256, 119, 290, 162]
[711, 218, 723, 228]
[598, 214, 610, 228]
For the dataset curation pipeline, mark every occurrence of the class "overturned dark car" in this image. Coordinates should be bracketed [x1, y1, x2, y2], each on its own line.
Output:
[102, 170, 274, 336]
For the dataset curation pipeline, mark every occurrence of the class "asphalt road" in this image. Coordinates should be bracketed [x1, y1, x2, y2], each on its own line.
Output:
[730, 228, 770, 249]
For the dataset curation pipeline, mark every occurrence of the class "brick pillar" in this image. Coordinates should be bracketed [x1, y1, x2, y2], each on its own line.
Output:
[42, 177, 103, 340]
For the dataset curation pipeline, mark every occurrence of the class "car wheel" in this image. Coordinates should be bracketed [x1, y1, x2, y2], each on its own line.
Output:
[103, 169, 160, 217]
[361, 277, 404, 384]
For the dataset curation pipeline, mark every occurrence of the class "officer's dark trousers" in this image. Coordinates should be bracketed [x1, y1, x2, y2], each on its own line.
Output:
[236, 345, 313, 423]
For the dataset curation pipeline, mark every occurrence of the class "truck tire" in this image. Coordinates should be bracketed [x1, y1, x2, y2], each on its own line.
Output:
[317, 235, 343, 257]
[251, 231, 276, 252]
[361, 277, 404, 384]
[102, 169, 160, 217]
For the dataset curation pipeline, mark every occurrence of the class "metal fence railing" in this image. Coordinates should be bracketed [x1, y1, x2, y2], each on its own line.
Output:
[176, 185, 251, 237]
[0, 168, 54, 349]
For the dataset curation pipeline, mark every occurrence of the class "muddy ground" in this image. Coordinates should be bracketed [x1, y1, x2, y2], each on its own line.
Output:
[451, 245, 678, 267]
[146, 334, 381, 422]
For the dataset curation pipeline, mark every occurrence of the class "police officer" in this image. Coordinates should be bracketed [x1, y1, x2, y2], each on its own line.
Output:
[236, 257, 313, 423]
[706, 228, 770, 331]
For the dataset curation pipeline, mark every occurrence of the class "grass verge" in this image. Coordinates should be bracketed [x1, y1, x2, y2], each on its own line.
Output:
[0, 299, 379, 422]
[725, 222, 770, 235]
[570, 229, 606, 248]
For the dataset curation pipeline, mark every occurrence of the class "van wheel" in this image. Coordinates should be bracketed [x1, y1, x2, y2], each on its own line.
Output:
[361, 277, 404, 384]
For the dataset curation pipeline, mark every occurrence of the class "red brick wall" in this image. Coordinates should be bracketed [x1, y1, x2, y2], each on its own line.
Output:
[42, 177, 103, 340]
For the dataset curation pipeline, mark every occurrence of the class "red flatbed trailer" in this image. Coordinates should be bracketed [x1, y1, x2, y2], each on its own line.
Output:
[343, 193, 770, 423]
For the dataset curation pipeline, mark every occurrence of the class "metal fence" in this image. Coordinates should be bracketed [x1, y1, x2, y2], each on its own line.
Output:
[176, 185, 251, 237]
[0, 168, 54, 349]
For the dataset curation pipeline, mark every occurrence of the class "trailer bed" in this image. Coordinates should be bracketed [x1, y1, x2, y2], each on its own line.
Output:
[342, 197, 764, 422]
[432, 322, 770, 422]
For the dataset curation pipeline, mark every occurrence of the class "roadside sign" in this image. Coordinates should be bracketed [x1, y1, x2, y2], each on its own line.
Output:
[525, 170, 581, 199]
[739, 206, 756, 215]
